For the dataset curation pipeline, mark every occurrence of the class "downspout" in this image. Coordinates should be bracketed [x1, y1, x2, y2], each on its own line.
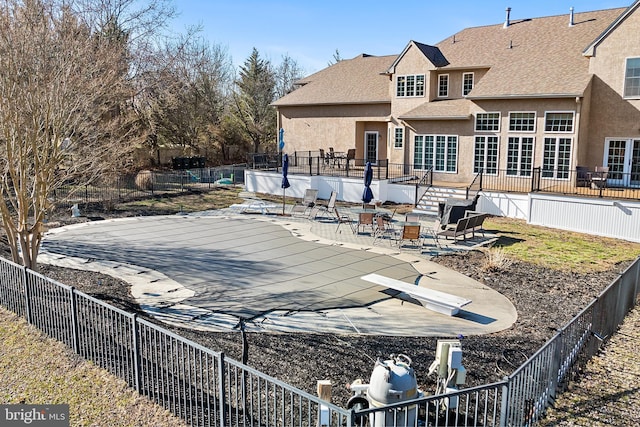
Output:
[573, 96, 582, 170]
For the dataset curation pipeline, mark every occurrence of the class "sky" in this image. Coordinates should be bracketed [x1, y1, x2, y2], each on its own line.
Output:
[170, 0, 632, 75]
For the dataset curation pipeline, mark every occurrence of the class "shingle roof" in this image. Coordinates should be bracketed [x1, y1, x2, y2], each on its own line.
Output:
[399, 99, 472, 120]
[273, 6, 627, 107]
[271, 54, 395, 106]
[437, 7, 625, 98]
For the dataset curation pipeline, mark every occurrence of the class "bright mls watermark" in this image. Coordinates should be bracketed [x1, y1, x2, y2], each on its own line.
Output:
[0, 405, 69, 426]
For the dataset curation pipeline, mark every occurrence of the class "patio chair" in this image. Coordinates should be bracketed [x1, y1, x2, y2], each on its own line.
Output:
[357, 211, 375, 234]
[291, 189, 319, 217]
[345, 148, 356, 168]
[397, 224, 422, 250]
[591, 166, 609, 189]
[423, 218, 443, 249]
[310, 191, 337, 219]
[319, 148, 329, 169]
[334, 207, 355, 233]
[576, 166, 590, 187]
[372, 214, 396, 245]
[328, 147, 337, 167]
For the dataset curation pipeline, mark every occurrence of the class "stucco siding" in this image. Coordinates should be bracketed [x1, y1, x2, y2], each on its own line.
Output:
[278, 104, 390, 153]
[390, 45, 434, 117]
[586, 6, 640, 162]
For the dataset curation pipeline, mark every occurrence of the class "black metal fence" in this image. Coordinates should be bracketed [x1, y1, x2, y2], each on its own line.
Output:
[0, 258, 352, 426]
[51, 165, 247, 209]
[1, 252, 638, 426]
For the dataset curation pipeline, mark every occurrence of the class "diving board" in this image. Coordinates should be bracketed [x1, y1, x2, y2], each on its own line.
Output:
[361, 273, 472, 316]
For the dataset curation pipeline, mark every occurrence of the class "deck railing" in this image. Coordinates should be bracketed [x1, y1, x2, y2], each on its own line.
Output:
[249, 154, 640, 200]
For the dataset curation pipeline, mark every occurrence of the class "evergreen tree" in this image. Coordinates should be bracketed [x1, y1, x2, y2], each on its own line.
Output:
[232, 48, 277, 154]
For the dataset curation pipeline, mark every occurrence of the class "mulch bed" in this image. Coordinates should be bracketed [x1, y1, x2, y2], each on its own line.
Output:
[25, 213, 628, 408]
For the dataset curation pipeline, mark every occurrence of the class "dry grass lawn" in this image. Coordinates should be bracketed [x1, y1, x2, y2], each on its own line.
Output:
[0, 308, 186, 427]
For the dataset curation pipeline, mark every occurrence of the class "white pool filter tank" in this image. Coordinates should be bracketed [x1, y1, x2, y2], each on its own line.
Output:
[366, 354, 420, 427]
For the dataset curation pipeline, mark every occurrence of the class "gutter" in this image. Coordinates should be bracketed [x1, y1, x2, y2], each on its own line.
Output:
[466, 93, 584, 100]
[399, 115, 471, 121]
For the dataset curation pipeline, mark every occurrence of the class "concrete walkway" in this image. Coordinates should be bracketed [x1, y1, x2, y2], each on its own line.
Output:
[38, 208, 517, 336]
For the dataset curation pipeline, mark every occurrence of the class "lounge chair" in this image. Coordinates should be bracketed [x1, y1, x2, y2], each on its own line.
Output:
[291, 189, 319, 217]
[310, 191, 337, 219]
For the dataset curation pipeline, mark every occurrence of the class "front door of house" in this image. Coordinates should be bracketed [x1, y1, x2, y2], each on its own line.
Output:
[364, 132, 378, 164]
[604, 138, 640, 187]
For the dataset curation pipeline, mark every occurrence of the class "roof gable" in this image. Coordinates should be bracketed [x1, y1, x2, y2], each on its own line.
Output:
[584, 0, 640, 56]
[385, 40, 448, 74]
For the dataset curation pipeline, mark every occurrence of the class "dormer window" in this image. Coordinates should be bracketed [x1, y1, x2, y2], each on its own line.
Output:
[396, 74, 425, 97]
[438, 74, 449, 97]
[624, 57, 640, 98]
[462, 72, 474, 96]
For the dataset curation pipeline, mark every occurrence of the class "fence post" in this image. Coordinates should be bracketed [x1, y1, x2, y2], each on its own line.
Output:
[549, 331, 563, 402]
[218, 352, 227, 427]
[21, 265, 32, 324]
[499, 378, 509, 427]
[531, 168, 541, 192]
[69, 287, 79, 354]
[131, 314, 141, 394]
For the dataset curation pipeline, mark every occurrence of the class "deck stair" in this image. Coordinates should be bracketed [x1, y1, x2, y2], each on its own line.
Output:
[414, 185, 469, 216]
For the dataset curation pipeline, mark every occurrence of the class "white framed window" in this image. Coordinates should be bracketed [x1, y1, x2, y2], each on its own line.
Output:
[544, 112, 574, 133]
[506, 136, 534, 176]
[474, 136, 499, 175]
[396, 74, 425, 97]
[542, 137, 572, 179]
[462, 72, 474, 96]
[413, 134, 458, 173]
[396, 76, 406, 97]
[509, 112, 536, 132]
[394, 127, 403, 149]
[624, 57, 640, 98]
[438, 74, 449, 97]
[475, 112, 501, 132]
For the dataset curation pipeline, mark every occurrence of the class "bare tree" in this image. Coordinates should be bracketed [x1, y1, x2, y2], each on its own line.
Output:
[274, 54, 304, 99]
[0, 0, 142, 269]
[328, 48, 342, 66]
[137, 34, 235, 160]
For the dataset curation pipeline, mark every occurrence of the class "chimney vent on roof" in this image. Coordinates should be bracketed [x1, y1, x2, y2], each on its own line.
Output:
[504, 7, 511, 28]
[569, 7, 575, 27]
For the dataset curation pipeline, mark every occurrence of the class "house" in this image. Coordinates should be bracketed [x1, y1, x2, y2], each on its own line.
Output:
[272, 2, 640, 190]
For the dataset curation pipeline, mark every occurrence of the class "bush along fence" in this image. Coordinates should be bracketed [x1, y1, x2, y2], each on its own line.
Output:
[51, 165, 247, 210]
[0, 255, 638, 426]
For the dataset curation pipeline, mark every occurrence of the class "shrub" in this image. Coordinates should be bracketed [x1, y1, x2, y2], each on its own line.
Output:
[481, 247, 513, 272]
[135, 170, 153, 190]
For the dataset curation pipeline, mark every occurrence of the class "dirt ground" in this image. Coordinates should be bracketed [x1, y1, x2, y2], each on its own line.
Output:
[9, 209, 627, 410]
